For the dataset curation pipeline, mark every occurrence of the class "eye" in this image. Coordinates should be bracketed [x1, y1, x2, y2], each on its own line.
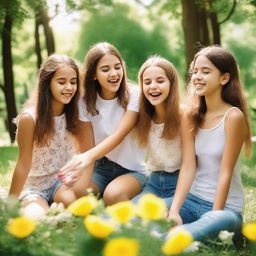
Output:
[143, 80, 151, 85]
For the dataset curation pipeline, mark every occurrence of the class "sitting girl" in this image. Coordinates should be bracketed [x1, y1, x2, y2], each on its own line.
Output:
[59, 42, 147, 205]
[167, 45, 251, 242]
[9, 54, 80, 213]
[133, 56, 182, 204]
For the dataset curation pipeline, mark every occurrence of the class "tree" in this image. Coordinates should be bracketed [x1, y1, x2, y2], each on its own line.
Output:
[0, 0, 27, 142]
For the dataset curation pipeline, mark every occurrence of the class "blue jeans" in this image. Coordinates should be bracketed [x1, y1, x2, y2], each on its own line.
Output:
[132, 170, 179, 206]
[170, 194, 243, 241]
[93, 157, 148, 194]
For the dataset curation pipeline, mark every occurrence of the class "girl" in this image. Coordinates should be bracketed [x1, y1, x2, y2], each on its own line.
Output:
[59, 42, 147, 205]
[133, 56, 181, 204]
[9, 54, 80, 212]
[167, 45, 251, 242]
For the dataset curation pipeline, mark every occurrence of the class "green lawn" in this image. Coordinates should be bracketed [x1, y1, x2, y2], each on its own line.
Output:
[0, 145, 255, 256]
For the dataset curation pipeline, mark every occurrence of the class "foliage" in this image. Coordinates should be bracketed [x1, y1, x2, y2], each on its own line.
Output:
[0, 195, 255, 256]
[75, 3, 183, 81]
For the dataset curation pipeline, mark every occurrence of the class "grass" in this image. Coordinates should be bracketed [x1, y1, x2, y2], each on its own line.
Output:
[0, 145, 255, 256]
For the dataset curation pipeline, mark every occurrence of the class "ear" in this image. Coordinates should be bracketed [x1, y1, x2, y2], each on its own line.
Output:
[221, 72, 230, 85]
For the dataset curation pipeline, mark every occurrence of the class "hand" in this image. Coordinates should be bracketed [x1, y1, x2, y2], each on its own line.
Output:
[58, 152, 94, 185]
[167, 210, 183, 228]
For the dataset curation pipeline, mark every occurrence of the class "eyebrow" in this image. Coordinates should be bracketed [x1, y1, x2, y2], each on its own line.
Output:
[100, 63, 121, 68]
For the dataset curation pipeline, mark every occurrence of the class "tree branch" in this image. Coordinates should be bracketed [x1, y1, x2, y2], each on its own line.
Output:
[219, 0, 237, 24]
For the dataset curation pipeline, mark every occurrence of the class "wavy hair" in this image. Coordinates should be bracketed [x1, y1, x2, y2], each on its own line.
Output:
[21, 54, 80, 147]
[82, 42, 129, 115]
[136, 55, 181, 146]
[188, 45, 251, 155]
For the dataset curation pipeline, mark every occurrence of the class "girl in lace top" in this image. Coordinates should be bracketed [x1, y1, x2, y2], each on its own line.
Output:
[133, 56, 182, 205]
[9, 54, 80, 213]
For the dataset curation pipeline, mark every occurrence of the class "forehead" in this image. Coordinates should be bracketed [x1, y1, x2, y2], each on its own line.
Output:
[53, 64, 77, 77]
[97, 54, 121, 67]
[143, 66, 166, 79]
[193, 55, 214, 69]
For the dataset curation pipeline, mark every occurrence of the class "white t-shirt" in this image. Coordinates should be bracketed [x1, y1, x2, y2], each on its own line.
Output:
[79, 86, 146, 173]
[146, 122, 181, 173]
[21, 108, 76, 190]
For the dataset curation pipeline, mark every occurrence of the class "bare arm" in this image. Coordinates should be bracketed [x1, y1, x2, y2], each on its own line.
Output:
[213, 109, 247, 210]
[59, 110, 138, 184]
[168, 112, 197, 224]
[9, 114, 34, 197]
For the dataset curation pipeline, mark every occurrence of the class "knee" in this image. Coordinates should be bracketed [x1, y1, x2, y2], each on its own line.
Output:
[103, 189, 128, 206]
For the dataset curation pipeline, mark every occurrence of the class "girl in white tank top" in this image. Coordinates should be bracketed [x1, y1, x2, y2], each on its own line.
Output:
[167, 46, 251, 245]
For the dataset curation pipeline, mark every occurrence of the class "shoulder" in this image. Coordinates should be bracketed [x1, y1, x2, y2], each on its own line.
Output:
[127, 83, 140, 95]
[225, 107, 247, 135]
[225, 107, 246, 126]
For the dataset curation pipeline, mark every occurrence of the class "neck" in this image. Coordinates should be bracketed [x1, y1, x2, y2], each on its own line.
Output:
[52, 102, 64, 116]
[153, 104, 166, 124]
[204, 91, 225, 113]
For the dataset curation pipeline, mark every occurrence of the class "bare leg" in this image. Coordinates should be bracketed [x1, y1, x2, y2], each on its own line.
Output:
[103, 174, 142, 205]
[53, 185, 77, 208]
[21, 196, 49, 218]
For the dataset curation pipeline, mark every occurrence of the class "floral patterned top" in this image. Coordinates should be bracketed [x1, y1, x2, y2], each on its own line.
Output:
[22, 108, 76, 190]
[146, 122, 182, 173]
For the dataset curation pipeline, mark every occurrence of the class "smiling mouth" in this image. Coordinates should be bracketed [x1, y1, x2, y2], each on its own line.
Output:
[108, 78, 119, 83]
[61, 93, 73, 97]
[149, 92, 162, 98]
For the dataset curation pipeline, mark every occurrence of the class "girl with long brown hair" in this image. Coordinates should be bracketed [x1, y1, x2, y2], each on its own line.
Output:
[59, 42, 147, 205]
[9, 54, 80, 213]
[167, 45, 251, 243]
[133, 56, 182, 204]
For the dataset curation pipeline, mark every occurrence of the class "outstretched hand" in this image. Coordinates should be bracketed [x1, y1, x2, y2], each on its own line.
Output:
[58, 152, 94, 185]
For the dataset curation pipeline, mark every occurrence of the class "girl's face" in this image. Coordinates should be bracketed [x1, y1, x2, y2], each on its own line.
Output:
[191, 55, 227, 97]
[95, 54, 124, 100]
[142, 66, 170, 107]
[50, 64, 77, 115]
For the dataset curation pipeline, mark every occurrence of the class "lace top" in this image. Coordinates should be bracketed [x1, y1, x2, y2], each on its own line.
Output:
[22, 109, 76, 190]
[146, 122, 182, 173]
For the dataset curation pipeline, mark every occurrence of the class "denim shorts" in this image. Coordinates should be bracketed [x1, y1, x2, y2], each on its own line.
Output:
[132, 170, 179, 204]
[93, 157, 148, 194]
[19, 179, 62, 206]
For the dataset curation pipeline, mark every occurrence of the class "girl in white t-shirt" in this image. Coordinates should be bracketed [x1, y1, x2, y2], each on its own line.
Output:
[167, 46, 251, 243]
[133, 56, 182, 204]
[9, 54, 80, 213]
[59, 42, 146, 205]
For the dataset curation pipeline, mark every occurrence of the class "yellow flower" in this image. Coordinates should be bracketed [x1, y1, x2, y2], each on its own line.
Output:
[162, 229, 193, 255]
[106, 201, 135, 224]
[84, 215, 115, 238]
[7, 216, 36, 238]
[103, 237, 139, 256]
[136, 194, 167, 220]
[242, 223, 256, 241]
[67, 195, 97, 217]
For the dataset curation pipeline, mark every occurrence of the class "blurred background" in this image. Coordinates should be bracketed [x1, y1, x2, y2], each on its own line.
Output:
[0, 0, 256, 145]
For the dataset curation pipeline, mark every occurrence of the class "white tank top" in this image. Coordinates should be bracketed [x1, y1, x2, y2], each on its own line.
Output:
[190, 107, 244, 213]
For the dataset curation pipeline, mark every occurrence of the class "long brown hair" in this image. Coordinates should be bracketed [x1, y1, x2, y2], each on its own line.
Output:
[188, 45, 251, 155]
[22, 54, 80, 147]
[136, 56, 181, 146]
[82, 42, 129, 115]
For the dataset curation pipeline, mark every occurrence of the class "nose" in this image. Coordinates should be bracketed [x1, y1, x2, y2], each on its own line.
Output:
[149, 81, 157, 89]
[193, 71, 202, 80]
[109, 68, 118, 77]
[65, 82, 73, 90]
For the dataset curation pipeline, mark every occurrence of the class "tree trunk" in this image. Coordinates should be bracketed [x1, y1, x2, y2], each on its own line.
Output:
[210, 11, 221, 45]
[35, 13, 43, 69]
[2, 14, 17, 143]
[181, 0, 201, 68]
[41, 9, 55, 55]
